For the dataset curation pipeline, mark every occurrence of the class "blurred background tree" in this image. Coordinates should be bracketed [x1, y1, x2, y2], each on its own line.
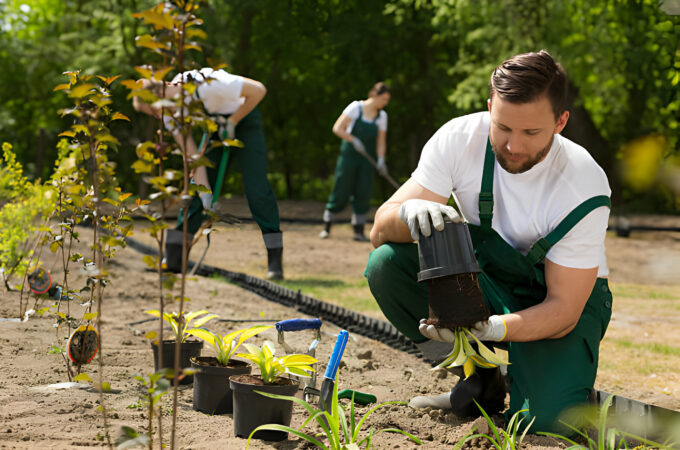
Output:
[1, 0, 678, 212]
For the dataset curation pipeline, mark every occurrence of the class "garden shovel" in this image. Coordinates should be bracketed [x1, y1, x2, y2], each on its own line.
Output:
[319, 329, 348, 413]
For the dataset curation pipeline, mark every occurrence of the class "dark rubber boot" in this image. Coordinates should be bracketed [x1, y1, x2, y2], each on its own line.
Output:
[164, 229, 192, 273]
[353, 224, 369, 242]
[449, 367, 506, 417]
[266, 247, 283, 280]
[319, 221, 331, 239]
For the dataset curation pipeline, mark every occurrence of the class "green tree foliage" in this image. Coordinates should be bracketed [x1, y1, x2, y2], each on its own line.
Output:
[1, 0, 678, 210]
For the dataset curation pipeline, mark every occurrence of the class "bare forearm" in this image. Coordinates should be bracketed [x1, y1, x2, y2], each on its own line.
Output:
[502, 296, 581, 341]
[370, 202, 413, 247]
[332, 125, 354, 143]
[377, 132, 386, 158]
[229, 95, 261, 125]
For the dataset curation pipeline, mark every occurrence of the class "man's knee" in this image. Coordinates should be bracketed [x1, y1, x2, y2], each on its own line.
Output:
[365, 243, 399, 288]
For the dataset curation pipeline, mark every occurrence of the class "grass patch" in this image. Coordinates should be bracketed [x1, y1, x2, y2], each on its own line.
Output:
[210, 272, 380, 314]
[610, 283, 680, 300]
[278, 276, 379, 314]
[609, 338, 680, 357]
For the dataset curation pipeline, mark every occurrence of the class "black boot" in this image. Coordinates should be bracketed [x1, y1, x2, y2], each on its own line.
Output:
[353, 224, 370, 242]
[164, 229, 192, 273]
[449, 366, 506, 417]
[266, 247, 283, 280]
[319, 221, 331, 239]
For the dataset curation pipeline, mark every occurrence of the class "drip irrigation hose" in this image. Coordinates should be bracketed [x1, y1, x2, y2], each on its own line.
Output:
[124, 235, 680, 430]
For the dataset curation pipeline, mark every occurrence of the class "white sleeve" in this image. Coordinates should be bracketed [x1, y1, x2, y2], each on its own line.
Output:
[411, 125, 457, 198]
[197, 70, 243, 105]
[377, 111, 388, 131]
[545, 206, 610, 269]
[341, 101, 361, 120]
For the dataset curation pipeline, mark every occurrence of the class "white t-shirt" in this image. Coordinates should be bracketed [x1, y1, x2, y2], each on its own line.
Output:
[342, 101, 388, 132]
[172, 68, 245, 115]
[412, 111, 611, 276]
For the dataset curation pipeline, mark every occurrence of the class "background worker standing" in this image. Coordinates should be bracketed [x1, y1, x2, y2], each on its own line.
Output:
[320, 82, 391, 242]
[133, 68, 284, 279]
[365, 50, 613, 434]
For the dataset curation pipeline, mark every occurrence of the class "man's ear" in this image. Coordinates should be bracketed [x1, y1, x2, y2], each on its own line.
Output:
[487, 98, 492, 112]
[554, 110, 569, 134]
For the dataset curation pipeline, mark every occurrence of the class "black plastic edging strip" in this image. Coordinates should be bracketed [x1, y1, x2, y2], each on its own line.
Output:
[123, 236, 680, 426]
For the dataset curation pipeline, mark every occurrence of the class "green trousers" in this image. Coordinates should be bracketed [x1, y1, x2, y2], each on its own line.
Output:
[365, 242, 613, 433]
[178, 107, 280, 236]
[325, 142, 377, 216]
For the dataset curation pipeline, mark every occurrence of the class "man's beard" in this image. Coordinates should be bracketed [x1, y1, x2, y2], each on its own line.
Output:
[492, 136, 553, 174]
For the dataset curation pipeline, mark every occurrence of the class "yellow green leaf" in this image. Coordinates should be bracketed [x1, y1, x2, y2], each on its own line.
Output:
[69, 83, 96, 99]
[112, 112, 130, 122]
[53, 83, 70, 92]
[145, 331, 157, 341]
[74, 373, 92, 383]
[463, 357, 475, 379]
[83, 312, 98, 321]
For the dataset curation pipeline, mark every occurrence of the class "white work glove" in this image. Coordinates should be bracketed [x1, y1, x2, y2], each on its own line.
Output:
[222, 118, 236, 140]
[418, 319, 455, 343]
[418, 315, 507, 343]
[470, 315, 507, 342]
[351, 137, 367, 156]
[398, 198, 462, 241]
[376, 157, 388, 176]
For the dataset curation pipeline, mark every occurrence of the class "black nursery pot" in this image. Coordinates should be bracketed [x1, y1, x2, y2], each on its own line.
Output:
[191, 357, 251, 415]
[418, 219, 489, 328]
[151, 340, 203, 385]
[230, 374, 299, 441]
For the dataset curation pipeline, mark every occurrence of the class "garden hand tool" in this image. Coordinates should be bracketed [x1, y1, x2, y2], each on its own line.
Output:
[67, 324, 99, 365]
[353, 146, 400, 189]
[188, 130, 231, 276]
[319, 329, 349, 412]
[275, 318, 322, 400]
[337, 389, 377, 406]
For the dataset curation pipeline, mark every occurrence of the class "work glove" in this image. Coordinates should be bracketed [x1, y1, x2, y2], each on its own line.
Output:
[398, 198, 462, 241]
[221, 118, 236, 140]
[352, 137, 367, 156]
[418, 319, 455, 343]
[376, 157, 388, 176]
[469, 315, 507, 342]
[418, 315, 507, 343]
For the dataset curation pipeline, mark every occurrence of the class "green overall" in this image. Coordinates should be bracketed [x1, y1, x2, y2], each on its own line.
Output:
[177, 107, 281, 236]
[365, 138, 613, 433]
[325, 104, 379, 216]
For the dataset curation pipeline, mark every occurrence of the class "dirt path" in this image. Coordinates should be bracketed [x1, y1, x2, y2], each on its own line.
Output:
[1, 199, 679, 448]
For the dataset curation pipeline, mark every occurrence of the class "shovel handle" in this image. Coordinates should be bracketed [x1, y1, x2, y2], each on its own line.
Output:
[338, 389, 377, 405]
[324, 330, 348, 380]
[275, 318, 322, 332]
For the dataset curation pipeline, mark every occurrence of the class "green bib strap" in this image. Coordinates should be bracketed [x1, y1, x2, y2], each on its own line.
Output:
[479, 138, 495, 228]
[526, 195, 611, 265]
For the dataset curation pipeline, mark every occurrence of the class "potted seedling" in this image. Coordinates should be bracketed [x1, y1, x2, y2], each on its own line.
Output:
[145, 309, 217, 384]
[418, 218, 508, 377]
[230, 340, 317, 441]
[186, 324, 272, 414]
[245, 372, 423, 449]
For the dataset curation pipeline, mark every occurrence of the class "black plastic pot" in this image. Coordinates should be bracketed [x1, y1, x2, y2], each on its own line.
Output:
[230, 374, 299, 441]
[418, 219, 489, 328]
[151, 340, 203, 385]
[191, 357, 251, 414]
[417, 219, 480, 281]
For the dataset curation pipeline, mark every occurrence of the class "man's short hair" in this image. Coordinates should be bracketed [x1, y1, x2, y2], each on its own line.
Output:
[489, 50, 568, 119]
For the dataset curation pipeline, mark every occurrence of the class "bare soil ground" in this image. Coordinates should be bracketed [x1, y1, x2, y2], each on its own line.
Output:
[1, 197, 679, 449]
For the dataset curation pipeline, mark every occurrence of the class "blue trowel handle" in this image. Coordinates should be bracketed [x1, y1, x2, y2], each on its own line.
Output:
[324, 330, 348, 380]
[275, 318, 322, 332]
